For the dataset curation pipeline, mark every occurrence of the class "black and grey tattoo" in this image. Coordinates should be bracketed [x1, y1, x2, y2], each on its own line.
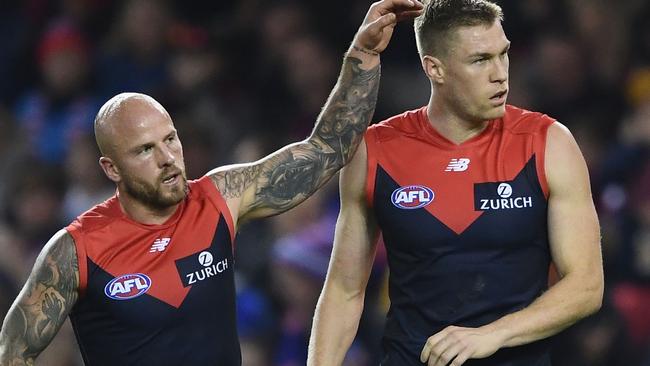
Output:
[0, 230, 79, 365]
[211, 56, 380, 221]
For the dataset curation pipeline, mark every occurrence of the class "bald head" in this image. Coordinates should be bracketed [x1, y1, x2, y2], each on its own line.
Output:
[94, 92, 171, 158]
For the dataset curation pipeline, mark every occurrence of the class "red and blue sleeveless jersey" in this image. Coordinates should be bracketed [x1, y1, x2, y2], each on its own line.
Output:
[366, 105, 555, 365]
[66, 176, 240, 366]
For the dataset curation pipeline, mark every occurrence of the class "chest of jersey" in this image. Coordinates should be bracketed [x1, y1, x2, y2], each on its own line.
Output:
[68, 180, 240, 365]
[82, 215, 234, 325]
[371, 134, 548, 258]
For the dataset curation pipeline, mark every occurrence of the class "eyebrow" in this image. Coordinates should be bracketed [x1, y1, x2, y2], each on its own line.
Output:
[131, 142, 154, 154]
[130, 130, 177, 154]
[468, 42, 511, 59]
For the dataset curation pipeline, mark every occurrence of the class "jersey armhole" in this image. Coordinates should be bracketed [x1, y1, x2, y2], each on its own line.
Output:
[196, 176, 236, 249]
[365, 131, 378, 209]
[535, 118, 554, 199]
[65, 226, 87, 297]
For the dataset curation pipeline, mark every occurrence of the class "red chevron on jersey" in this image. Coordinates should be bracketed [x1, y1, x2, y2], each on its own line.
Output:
[366, 105, 553, 235]
[66, 176, 235, 308]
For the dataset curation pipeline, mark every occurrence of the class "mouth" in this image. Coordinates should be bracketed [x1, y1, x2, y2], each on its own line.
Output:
[490, 89, 508, 105]
[161, 171, 182, 185]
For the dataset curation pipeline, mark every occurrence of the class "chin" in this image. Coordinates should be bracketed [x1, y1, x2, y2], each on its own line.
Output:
[484, 105, 507, 120]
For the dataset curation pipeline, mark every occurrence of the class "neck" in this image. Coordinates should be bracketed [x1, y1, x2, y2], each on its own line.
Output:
[427, 94, 490, 145]
[116, 190, 179, 225]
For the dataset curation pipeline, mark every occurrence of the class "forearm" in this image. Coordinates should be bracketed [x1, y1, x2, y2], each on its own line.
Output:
[307, 51, 380, 172]
[484, 271, 603, 348]
[216, 54, 381, 220]
[308, 283, 366, 366]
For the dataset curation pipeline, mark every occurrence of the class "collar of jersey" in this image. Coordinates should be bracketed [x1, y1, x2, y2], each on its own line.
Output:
[415, 106, 499, 150]
[110, 191, 188, 230]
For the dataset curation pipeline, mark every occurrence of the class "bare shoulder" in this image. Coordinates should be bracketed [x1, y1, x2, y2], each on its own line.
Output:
[206, 162, 261, 226]
[30, 229, 80, 306]
[45, 229, 77, 259]
[545, 122, 577, 150]
[544, 122, 591, 197]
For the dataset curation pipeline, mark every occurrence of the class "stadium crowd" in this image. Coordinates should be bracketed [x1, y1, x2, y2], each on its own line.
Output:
[0, 0, 648, 365]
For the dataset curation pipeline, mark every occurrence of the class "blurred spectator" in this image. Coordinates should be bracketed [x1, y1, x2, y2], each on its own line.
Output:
[97, 0, 171, 98]
[14, 20, 99, 164]
[552, 302, 634, 366]
[3, 161, 66, 258]
[62, 135, 113, 221]
[165, 23, 257, 167]
[269, 189, 344, 366]
[0, 2, 30, 103]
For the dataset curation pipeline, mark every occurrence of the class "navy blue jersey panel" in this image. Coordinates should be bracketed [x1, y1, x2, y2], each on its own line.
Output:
[373, 158, 552, 365]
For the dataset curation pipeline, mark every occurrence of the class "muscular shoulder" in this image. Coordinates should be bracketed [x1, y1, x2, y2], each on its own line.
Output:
[544, 122, 591, 195]
[44, 230, 78, 265]
[35, 229, 80, 297]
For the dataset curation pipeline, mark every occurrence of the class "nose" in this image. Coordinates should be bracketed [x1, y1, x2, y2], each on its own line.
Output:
[491, 58, 508, 84]
[156, 145, 175, 167]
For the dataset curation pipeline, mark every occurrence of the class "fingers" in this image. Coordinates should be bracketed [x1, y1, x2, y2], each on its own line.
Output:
[420, 330, 446, 363]
[421, 326, 471, 366]
[450, 350, 471, 366]
[428, 336, 454, 366]
[395, 9, 426, 22]
[353, 0, 423, 54]
[366, 12, 397, 34]
[433, 340, 464, 366]
[375, 0, 424, 13]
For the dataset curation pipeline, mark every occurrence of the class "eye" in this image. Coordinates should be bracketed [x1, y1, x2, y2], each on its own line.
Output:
[140, 145, 153, 154]
[473, 58, 487, 64]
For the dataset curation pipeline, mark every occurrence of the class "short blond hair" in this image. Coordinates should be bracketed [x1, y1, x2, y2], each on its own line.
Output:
[414, 0, 504, 57]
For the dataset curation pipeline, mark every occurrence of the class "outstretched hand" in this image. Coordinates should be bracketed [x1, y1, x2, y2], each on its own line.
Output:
[353, 0, 424, 54]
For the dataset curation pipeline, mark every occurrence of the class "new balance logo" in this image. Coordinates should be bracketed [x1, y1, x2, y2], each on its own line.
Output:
[445, 158, 470, 172]
[150, 238, 171, 252]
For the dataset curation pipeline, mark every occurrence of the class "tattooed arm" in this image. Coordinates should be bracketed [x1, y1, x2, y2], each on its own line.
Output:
[0, 230, 79, 365]
[209, 0, 423, 226]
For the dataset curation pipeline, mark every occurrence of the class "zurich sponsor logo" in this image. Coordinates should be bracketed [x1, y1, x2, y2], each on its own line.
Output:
[391, 185, 434, 209]
[198, 251, 213, 266]
[104, 273, 152, 300]
[497, 183, 513, 198]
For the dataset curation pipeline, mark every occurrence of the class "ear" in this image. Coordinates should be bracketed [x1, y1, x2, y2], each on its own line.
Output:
[422, 55, 445, 84]
[99, 156, 121, 183]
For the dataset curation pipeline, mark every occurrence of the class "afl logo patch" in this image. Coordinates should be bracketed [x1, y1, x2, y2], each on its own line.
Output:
[104, 273, 152, 300]
[391, 185, 434, 209]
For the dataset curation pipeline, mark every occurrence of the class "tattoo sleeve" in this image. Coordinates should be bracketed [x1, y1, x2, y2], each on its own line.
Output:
[210, 55, 380, 222]
[0, 230, 79, 365]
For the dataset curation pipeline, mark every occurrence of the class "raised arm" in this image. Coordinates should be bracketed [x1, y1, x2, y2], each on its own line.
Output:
[208, 0, 423, 226]
[307, 141, 380, 366]
[420, 122, 604, 366]
[0, 230, 79, 366]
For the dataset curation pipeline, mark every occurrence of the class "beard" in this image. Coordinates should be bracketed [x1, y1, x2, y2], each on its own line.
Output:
[121, 168, 189, 210]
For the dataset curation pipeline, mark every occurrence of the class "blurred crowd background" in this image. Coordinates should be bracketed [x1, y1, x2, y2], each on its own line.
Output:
[0, 0, 649, 365]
